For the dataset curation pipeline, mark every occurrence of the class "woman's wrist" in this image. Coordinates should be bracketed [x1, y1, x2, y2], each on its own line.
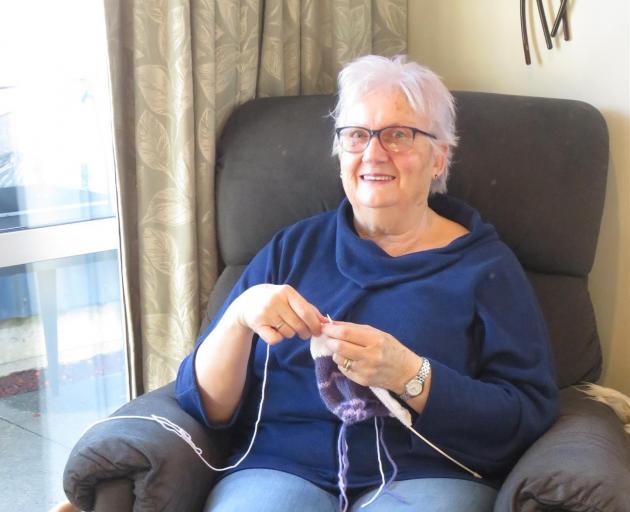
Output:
[195, 301, 254, 388]
[393, 351, 424, 395]
[195, 301, 253, 367]
[222, 295, 252, 334]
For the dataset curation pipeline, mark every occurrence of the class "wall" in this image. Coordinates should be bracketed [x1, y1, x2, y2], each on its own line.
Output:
[408, 0, 630, 394]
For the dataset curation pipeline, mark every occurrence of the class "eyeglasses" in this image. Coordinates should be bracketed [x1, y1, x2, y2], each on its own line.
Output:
[335, 125, 437, 154]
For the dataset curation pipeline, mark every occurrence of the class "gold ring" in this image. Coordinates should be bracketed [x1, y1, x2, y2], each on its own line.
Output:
[274, 321, 285, 330]
[343, 358, 353, 371]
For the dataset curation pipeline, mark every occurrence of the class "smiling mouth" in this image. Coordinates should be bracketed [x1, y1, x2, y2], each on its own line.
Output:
[360, 175, 395, 182]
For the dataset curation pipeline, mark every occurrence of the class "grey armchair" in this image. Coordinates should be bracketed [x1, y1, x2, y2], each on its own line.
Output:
[63, 92, 630, 511]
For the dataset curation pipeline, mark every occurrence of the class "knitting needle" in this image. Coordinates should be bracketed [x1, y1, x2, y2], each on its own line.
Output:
[406, 425, 483, 479]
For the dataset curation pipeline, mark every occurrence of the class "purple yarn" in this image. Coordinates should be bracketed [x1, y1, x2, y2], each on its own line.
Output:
[314, 355, 390, 425]
[312, 350, 402, 509]
[377, 417, 407, 505]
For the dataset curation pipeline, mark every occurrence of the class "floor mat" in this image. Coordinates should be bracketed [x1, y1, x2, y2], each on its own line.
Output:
[0, 351, 124, 398]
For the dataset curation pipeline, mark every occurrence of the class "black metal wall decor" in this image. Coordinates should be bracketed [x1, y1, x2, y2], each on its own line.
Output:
[520, 0, 571, 65]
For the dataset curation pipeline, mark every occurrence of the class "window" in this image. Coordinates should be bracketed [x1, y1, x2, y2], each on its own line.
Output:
[0, 2, 127, 509]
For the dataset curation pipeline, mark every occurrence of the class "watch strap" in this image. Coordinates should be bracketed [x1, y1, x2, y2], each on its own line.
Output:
[399, 357, 431, 401]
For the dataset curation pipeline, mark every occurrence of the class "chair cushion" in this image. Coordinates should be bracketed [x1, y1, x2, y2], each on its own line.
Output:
[216, 95, 342, 267]
[450, 92, 608, 277]
[526, 271, 601, 387]
[494, 387, 630, 511]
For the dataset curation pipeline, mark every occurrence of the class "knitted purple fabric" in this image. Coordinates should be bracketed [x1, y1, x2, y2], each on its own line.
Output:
[310, 333, 392, 424]
[310, 331, 400, 510]
[313, 351, 390, 424]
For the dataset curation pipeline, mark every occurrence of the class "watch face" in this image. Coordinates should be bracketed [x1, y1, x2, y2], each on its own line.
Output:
[406, 379, 423, 396]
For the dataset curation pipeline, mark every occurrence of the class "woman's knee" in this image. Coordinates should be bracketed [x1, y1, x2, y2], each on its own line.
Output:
[204, 469, 338, 512]
[351, 478, 497, 512]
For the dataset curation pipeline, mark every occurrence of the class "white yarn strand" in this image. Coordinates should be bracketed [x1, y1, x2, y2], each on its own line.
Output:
[360, 417, 387, 508]
[81, 343, 273, 473]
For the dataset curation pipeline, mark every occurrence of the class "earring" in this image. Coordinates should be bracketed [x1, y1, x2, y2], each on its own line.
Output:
[433, 174, 438, 180]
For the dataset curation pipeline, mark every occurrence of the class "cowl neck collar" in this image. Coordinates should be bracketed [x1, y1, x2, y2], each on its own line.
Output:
[335, 195, 498, 289]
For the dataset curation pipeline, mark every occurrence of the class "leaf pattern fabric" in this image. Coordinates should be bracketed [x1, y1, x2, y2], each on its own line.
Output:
[103, 0, 406, 394]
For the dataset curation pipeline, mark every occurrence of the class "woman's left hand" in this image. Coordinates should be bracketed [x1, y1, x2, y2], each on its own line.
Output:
[320, 320, 422, 394]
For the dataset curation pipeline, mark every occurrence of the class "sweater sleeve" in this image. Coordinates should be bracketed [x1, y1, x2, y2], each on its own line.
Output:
[415, 249, 559, 478]
[174, 235, 281, 428]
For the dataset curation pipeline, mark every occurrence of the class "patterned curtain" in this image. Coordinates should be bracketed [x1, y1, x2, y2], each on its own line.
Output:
[103, 0, 407, 395]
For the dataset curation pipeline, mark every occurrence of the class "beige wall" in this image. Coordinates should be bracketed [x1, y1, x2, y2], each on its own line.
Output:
[408, 0, 630, 394]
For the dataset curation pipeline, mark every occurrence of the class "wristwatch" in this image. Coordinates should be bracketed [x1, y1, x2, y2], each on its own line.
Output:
[399, 357, 431, 401]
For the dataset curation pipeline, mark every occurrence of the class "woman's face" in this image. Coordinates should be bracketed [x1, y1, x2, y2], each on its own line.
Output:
[338, 90, 446, 220]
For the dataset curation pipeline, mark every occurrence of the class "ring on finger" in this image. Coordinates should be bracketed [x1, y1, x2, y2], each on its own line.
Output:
[274, 321, 285, 330]
[342, 358, 353, 371]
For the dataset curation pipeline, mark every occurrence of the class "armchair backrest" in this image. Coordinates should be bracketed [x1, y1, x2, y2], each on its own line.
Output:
[208, 92, 609, 389]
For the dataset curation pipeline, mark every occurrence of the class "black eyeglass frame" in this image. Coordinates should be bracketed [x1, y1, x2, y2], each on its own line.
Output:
[335, 125, 438, 153]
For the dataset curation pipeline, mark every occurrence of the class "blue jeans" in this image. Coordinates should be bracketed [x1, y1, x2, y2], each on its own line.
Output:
[204, 469, 497, 511]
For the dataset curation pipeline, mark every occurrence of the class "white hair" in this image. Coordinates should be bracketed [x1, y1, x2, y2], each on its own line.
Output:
[332, 55, 457, 194]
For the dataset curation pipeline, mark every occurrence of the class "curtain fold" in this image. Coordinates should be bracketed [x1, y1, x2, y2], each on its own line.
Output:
[103, 0, 407, 395]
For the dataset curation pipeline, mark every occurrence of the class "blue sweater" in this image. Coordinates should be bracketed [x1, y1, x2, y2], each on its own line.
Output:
[176, 195, 558, 491]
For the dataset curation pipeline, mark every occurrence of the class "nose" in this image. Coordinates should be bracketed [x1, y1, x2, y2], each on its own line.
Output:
[362, 133, 389, 161]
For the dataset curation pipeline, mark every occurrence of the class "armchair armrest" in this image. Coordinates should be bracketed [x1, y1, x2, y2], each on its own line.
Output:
[63, 382, 229, 512]
[494, 386, 630, 512]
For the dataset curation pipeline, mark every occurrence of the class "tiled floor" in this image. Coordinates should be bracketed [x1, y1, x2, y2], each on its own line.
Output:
[0, 372, 127, 511]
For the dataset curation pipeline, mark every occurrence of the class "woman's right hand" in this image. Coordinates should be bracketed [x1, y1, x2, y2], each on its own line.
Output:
[230, 284, 325, 345]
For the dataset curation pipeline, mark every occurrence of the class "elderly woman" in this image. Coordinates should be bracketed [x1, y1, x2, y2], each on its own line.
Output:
[176, 55, 558, 512]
